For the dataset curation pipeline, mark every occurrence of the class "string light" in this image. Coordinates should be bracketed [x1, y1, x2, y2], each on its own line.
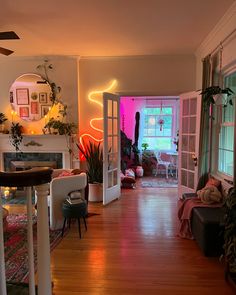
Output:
[79, 79, 118, 155]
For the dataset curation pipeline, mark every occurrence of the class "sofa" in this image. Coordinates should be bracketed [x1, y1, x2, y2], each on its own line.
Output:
[49, 169, 87, 230]
[180, 173, 227, 257]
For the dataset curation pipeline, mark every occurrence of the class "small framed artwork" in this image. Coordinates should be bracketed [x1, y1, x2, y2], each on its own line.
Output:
[19, 106, 29, 118]
[31, 101, 39, 114]
[41, 105, 50, 117]
[39, 92, 48, 104]
[16, 88, 29, 105]
[10, 91, 14, 103]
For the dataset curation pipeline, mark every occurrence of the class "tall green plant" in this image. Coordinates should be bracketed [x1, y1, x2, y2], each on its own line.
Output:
[224, 188, 236, 275]
[78, 142, 103, 184]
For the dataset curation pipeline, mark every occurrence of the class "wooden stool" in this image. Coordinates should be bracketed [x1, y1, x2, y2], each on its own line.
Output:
[61, 200, 87, 238]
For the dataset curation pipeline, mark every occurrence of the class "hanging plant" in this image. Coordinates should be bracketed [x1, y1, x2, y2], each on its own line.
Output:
[10, 122, 23, 151]
[200, 86, 234, 110]
[158, 118, 164, 131]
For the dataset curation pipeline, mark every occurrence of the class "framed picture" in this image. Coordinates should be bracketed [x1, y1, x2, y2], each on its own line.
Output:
[41, 105, 50, 117]
[10, 91, 14, 103]
[31, 101, 39, 114]
[19, 106, 29, 117]
[39, 92, 48, 104]
[16, 88, 29, 105]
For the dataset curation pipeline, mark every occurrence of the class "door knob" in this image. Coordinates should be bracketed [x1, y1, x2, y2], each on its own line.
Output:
[191, 153, 198, 167]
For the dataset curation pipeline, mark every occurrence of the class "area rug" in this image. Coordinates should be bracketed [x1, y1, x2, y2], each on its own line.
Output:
[4, 213, 64, 283]
[141, 178, 178, 188]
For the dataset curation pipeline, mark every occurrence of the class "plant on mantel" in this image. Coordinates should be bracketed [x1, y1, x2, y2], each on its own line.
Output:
[0, 112, 8, 125]
[9, 122, 23, 152]
[44, 118, 77, 136]
[0, 112, 8, 133]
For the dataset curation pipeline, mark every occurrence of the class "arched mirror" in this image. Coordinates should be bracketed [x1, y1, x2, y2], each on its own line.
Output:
[10, 73, 52, 121]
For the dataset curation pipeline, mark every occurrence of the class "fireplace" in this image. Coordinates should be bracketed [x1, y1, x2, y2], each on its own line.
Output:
[0, 134, 79, 171]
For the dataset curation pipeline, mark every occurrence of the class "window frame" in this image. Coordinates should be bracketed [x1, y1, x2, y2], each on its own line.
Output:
[142, 105, 176, 151]
[212, 68, 236, 182]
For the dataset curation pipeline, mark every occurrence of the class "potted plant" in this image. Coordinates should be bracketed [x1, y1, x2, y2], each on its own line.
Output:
[201, 86, 234, 110]
[10, 122, 23, 151]
[44, 118, 76, 135]
[78, 141, 103, 202]
[0, 112, 8, 133]
[223, 187, 236, 285]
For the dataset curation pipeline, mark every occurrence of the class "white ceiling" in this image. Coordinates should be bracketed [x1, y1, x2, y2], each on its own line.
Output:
[0, 0, 235, 58]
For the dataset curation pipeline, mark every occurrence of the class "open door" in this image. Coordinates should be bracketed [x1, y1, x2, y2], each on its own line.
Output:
[178, 91, 202, 198]
[103, 92, 121, 205]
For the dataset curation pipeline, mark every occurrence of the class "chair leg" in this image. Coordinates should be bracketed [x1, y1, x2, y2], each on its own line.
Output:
[83, 216, 87, 231]
[77, 218, 81, 239]
[68, 218, 71, 229]
[61, 218, 67, 237]
[165, 165, 168, 179]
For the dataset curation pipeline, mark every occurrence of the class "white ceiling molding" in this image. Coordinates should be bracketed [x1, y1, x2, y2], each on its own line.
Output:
[195, 1, 236, 59]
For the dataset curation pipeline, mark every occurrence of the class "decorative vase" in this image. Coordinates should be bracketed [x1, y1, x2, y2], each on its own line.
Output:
[88, 183, 103, 202]
[136, 166, 144, 177]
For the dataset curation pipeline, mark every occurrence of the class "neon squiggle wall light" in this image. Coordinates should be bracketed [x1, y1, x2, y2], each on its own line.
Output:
[79, 79, 118, 153]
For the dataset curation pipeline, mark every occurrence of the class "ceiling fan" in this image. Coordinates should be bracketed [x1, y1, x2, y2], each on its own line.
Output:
[0, 31, 20, 56]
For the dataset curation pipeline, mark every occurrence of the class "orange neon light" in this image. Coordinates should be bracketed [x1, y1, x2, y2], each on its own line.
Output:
[79, 79, 117, 155]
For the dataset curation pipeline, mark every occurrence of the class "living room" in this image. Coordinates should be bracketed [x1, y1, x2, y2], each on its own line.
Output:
[0, 1, 236, 294]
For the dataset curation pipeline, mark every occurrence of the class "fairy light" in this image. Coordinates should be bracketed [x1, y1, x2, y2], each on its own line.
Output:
[79, 79, 118, 155]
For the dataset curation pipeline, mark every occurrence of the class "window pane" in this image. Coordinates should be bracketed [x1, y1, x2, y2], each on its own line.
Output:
[218, 126, 234, 176]
[143, 137, 172, 150]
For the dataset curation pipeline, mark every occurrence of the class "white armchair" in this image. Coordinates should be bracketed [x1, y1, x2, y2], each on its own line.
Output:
[49, 169, 87, 230]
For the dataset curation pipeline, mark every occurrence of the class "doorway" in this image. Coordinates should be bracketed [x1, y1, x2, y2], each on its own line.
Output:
[120, 96, 179, 188]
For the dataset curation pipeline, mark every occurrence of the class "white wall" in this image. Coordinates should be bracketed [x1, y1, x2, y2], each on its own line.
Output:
[78, 55, 195, 141]
[0, 56, 78, 134]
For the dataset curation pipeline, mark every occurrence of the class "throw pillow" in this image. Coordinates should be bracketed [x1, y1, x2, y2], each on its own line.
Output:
[71, 169, 84, 175]
[58, 171, 74, 177]
[205, 176, 221, 188]
[197, 185, 222, 204]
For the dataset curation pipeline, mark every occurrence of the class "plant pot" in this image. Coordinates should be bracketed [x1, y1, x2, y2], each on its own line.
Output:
[88, 183, 103, 202]
[136, 166, 144, 177]
[213, 93, 228, 106]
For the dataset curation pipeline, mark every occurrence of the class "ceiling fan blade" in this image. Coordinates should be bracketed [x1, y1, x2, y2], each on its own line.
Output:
[0, 47, 14, 56]
[0, 31, 20, 40]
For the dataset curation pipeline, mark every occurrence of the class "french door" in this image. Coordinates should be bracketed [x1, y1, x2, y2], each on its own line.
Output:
[103, 92, 121, 205]
[178, 91, 202, 197]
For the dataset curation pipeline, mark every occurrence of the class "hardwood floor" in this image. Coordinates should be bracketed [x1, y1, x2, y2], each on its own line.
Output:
[5, 181, 235, 294]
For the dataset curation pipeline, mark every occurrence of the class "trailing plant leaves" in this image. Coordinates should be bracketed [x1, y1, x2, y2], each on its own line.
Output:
[224, 188, 236, 273]
[10, 122, 23, 151]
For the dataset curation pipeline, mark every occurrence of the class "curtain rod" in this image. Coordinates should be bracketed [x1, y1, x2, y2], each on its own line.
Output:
[209, 28, 236, 56]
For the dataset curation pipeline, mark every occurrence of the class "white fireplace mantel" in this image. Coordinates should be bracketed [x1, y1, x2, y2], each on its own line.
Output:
[0, 134, 80, 171]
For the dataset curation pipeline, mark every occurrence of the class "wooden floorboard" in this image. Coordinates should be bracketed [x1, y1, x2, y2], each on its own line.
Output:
[5, 180, 235, 294]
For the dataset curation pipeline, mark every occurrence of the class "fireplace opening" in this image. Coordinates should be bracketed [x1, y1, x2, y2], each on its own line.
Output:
[3, 152, 63, 171]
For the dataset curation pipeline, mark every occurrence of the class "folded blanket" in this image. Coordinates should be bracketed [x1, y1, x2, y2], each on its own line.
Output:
[177, 197, 222, 239]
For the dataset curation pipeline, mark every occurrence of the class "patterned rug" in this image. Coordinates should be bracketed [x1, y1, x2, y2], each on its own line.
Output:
[4, 214, 64, 283]
[141, 178, 178, 188]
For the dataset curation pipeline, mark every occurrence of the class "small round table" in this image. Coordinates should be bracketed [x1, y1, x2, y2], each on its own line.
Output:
[2, 207, 9, 231]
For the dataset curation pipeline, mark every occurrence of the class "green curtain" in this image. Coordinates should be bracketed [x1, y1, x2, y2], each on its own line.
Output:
[199, 54, 212, 176]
